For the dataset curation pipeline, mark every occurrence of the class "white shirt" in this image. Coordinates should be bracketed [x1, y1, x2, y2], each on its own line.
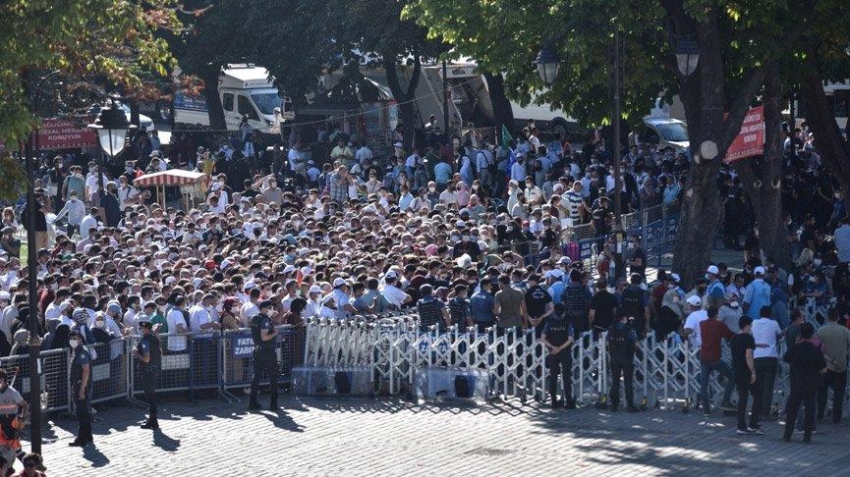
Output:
[288, 148, 304, 171]
[165, 308, 189, 351]
[355, 146, 373, 163]
[381, 284, 410, 309]
[45, 302, 64, 322]
[304, 299, 321, 319]
[80, 214, 98, 240]
[189, 304, 213, 336]
[752, 317, 781, 359]
[240, 301, 259, 327]
[683, 309, 708, 348]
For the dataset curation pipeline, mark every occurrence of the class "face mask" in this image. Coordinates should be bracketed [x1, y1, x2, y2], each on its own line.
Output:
[429, 187, 436, 193]
[627, 243, 635, 250]
[813, 259, 823, 266]
[69, 339, 80, 348]
[70, 197, 78, 202]
[158, 305, 166, 313]
[461, 235, 470, 242]
[50, 283, 58, 291]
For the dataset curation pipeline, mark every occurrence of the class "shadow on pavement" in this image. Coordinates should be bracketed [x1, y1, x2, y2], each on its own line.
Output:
[82, 444, 110, 467]
[152, 429, 181, 452]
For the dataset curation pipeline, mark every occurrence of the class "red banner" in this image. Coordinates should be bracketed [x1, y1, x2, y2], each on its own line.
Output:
[36, 118, 97, 150]
[724, 106, 764, 162]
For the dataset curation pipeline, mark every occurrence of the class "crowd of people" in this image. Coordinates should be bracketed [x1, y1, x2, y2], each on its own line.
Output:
[0, 115, 845, 462]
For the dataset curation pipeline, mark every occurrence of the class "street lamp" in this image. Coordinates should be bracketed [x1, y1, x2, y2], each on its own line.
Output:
[675, 36, 701, 77]
[87, 100, 134, 203]
[534, 46, 561, 86]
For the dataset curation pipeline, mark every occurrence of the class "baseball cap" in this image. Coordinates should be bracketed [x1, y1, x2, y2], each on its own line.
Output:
[670, 273, 681, 283]
[729, 301, 740, 308]
[754, 266, 766, 275]
[333, 278, 347, 288]
[308, 285, 323, 295]
[384, 270, 398, 280]
[686, 295, 702, 307]
[258, 300, 273, 310]
[244, 281, 257, 290]
[107, 302, 122, 314]
[706, 265, 719, 275]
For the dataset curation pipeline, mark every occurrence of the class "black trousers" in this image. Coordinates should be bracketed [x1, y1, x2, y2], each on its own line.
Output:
[250, 350, 279, 405]
[754, 357, 778, 418]
[817, 369, 847, 423]
[546, 351, 573, 403]
[736, 378, 763, 430]
[784, 388, 817, 439]
[73, 384, 93, 442]
[142, 366, 159, 420]
[609, 360, 634, 407]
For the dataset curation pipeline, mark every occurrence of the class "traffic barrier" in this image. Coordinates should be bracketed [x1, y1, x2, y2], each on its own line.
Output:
[88, 340, 129, 405]
[220, 326, 299, 400]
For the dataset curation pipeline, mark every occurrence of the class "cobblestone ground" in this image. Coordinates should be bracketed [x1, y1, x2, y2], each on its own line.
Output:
[29, 393, 850, 477]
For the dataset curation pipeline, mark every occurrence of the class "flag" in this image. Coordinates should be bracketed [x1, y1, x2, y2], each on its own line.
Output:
[501, 124, 512, 148]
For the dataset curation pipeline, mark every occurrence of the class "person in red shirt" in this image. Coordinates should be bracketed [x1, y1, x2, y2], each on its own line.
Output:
[698, 306, 736, 415]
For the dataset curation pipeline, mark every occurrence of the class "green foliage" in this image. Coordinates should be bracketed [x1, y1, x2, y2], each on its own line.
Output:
[0, 0, 182, 199]
[0, 154, 26, 203]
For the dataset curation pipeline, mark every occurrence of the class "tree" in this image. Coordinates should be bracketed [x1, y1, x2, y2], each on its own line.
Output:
[0, 0, 182, 201]
[407, 0, 799, 285]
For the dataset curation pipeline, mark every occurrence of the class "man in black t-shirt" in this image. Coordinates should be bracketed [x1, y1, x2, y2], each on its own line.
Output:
[626, 235, 647, 278]
[589, 279, 618, 332]
[731, 316, 761, 434]
[525, 274, 554, 337]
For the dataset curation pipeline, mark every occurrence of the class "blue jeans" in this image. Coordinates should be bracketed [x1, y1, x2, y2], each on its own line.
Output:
[699, 358, 735, 412]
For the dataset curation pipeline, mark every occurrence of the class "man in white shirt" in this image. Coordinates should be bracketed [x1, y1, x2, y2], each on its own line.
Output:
[751, 306, 782, 422]
[165, 296, 190, 352]
[54, 190, 86, 237]
[380, 271, 412, 309]
[682, 295, 708, 348]
[189, 293, 221, 337]
[79, 208, 99, 241]
[240, 287, 261, 327]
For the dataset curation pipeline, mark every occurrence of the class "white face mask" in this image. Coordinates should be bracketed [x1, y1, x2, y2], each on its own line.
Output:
[69, 339, 80, 348]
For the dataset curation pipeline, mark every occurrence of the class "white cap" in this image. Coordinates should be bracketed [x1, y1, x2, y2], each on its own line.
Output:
[393, 142, 403, 148]
[282, 265, 296, 275]
[221, 259, 232, 270]
[0, 291, 9, 300]
[670, 273, 681, 283]
[192, 277, 203, 289]
[557, 256, 572, 265]
[686, 295, 702, 307]
[385, 270, 398, 280]
[244, 281, 257, 290]
[300, 266, 312, 277]
[706, 265, 719, 275]
[754, 266, 766, 275]
[164, 276, 177, 286]
[309, 285, 323, 295]
[333, 278, 347, 288]
[729, 301, 740, 308]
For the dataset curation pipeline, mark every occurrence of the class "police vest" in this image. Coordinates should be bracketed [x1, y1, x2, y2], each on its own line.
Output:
[621, 287, 645, 321]
[250, 314, 274, 349]
[562, 285, 588, 318]
[608, 324, 635, 363]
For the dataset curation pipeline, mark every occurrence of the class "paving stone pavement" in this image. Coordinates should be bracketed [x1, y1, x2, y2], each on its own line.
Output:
[26, 394, 850, 477]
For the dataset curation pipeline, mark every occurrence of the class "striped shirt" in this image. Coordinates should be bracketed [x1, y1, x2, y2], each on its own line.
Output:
[564, 191, 584, 221]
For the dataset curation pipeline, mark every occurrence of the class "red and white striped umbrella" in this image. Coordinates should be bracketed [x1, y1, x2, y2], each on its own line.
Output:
[133, 170, 207, 188]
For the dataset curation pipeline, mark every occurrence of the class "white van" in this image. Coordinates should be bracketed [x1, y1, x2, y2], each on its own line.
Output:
[174, 64, 294, 134]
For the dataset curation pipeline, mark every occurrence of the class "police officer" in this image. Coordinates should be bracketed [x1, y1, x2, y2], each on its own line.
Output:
[68, 330, 93, 447]
[0, 368, 29, 474]
[249, 300, 279, 411]
[541, 313, 576, 409]
[621, 273, 650, 337]
[134, 316, 161, 429]
[607, 314, 639, 413]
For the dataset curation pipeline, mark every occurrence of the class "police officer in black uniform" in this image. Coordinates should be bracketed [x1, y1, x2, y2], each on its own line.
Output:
[607, 314, 639, 413]
[620, 273, 650, 337]
[249, 300, 279, 411]
[541, 313, 576, 409]
[68, 330, 93, 447]
[134, 315, 162, 429]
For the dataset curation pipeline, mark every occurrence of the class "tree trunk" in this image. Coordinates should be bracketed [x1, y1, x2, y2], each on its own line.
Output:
[757, 59, 791, 269]
[800, 46, 850, 217]
[484, 72, 515, 138]
[384, 55, 422, 152]
[200, 68, 226, 131]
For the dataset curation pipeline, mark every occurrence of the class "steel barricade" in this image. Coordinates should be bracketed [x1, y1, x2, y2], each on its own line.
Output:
[220, 326, 297, 399]
[40, 348, 70, 412]
[89, 339, 129, 405]
[571, 331, 604, 404]
[131, 333, 192, 396]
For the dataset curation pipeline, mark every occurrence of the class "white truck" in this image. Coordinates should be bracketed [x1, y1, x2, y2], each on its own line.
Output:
[173, 64, 294, 134]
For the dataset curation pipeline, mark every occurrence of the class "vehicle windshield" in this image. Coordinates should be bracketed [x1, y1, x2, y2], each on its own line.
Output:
[654, 122, 689, 142]
[251, 93, 282, 116]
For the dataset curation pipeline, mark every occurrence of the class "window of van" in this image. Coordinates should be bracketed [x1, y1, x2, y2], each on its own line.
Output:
[223, 93, 234, 112]
[238, 95, 259, 121]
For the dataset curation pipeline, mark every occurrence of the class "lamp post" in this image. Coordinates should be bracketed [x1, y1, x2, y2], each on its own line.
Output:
[675, 36, 701, 77]
[87, 100, 134, 210]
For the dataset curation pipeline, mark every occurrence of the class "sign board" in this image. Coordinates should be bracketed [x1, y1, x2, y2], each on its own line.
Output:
[724, 106, 764, 162]
[36, 118, 97, 150]
[231, 331, 256, 359]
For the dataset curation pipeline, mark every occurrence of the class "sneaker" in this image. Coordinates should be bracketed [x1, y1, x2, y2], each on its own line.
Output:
[748, 427, 765, 435]
[68, 439, 91, 447]
[703, 410, 711, 417]
[721, 402, 736, 412]
[736, 429, 752, 435]
[140, 421, 159, 430]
